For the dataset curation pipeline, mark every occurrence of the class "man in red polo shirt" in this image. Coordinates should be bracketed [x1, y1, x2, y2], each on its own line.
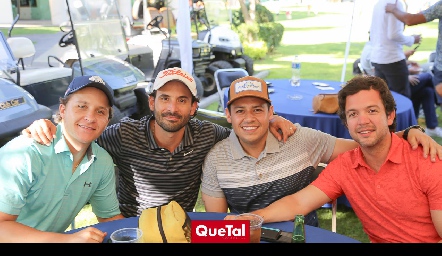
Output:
[241, 76, 442, 243]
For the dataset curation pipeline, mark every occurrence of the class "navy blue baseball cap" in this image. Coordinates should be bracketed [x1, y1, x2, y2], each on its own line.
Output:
[64, 75, 114, 106]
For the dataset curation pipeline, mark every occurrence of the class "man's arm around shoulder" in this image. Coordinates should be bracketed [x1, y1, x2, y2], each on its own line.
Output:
[385, 3, 427, 26]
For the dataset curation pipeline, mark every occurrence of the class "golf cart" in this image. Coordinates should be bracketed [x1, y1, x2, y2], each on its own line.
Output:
[6, 14, 73, 116]
[191, 1, 254, 79]
[0, 31, 53, 146]
[128, 0, 218, 97]
[54, 0, 159, 124]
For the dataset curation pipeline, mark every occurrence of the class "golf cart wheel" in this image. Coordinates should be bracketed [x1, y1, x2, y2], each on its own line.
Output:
[206, 61, 233, 97]
[241, 54, 254, 75]
[209, 60, 233, 70]
[203, 66, 218, 97]
[194, 76, 204, 100]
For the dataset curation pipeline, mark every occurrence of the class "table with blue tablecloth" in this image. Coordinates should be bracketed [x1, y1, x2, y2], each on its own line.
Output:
[224, 79, 417, 139]
[65, 212, 360, 243]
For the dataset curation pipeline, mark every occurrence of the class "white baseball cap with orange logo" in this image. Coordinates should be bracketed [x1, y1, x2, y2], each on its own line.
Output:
[153, 67, 198, 97]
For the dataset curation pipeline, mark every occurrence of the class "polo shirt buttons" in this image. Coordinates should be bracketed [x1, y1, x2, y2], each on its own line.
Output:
[377, 185, 381, 189]
[258, 173, 263, 179]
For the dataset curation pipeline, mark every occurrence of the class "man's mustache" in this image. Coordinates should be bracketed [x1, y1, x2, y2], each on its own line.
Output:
[162, 112, 182, 119]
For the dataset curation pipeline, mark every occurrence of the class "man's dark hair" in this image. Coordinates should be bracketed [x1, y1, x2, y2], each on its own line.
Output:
[337, 75, 397, 132]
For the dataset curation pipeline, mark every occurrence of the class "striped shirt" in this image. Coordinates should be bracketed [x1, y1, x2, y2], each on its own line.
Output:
[97, 115, 231, 217]
[422, 1, 442, 70]
[201, 124, 336, 226]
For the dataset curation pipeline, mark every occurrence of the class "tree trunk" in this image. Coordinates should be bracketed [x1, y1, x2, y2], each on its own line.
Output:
[238, 0, 252, 24]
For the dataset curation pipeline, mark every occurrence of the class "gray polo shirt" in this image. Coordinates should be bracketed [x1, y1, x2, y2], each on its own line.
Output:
[201, 123, 336, 224]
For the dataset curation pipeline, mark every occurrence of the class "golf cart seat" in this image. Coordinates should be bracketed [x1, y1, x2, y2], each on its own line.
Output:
[6, 36, 72, 110]
[6, 37, 72, 86]
[214, 68, 249, 112]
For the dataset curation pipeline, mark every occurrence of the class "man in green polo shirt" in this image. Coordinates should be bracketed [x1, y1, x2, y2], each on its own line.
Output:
[0, 75, 123, 242]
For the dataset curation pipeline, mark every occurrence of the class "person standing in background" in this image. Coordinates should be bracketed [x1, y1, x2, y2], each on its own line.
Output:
[370, 0, 421, 98]
[385, 0, 442, 102]
[360, 38, 442, 138]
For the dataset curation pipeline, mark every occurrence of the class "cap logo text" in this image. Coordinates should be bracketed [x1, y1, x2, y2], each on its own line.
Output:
[235, 80, 263, 94]
[159, 69, 194, 83]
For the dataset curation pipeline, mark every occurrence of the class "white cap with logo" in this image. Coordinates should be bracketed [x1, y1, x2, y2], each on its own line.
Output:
[153, 67, 197, 97]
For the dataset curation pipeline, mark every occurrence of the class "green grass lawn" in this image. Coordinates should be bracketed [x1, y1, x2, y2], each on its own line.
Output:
[65, 4, 440, 244]
[0, 26, 60, 36]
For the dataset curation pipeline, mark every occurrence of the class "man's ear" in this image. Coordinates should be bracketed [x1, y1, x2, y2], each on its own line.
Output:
[225, 107, 232, 124]
[387, 110, 396, 125]
[190, 101, 198, 116]
[59, 104, 66, 119]
[148, 95, 155, 111]
[269, 105, 275, 120]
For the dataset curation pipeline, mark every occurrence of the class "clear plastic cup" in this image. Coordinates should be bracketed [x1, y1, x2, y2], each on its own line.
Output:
[110, 228, 143, 243]
[234, 213, 264, 243]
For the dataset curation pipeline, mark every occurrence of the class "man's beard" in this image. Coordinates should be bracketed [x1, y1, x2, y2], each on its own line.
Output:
[154, 110, 191, 132]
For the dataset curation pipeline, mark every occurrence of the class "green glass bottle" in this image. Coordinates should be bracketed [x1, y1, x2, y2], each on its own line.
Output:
[291, 214, 306, 243]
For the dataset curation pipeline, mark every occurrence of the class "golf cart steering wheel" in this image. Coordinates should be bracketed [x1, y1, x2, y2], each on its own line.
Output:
[147, 16, 163, 30]
[59, 30, 75, 48]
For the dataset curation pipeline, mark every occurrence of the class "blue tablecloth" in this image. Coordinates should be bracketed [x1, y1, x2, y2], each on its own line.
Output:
[66, 212, 360, 243]
[224, 79, 417, 139]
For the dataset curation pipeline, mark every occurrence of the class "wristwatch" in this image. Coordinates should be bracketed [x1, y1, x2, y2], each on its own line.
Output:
[403, 125, 426, 140]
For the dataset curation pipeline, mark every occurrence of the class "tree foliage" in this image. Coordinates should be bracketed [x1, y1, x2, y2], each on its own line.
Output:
[232, 1, 283, 55]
